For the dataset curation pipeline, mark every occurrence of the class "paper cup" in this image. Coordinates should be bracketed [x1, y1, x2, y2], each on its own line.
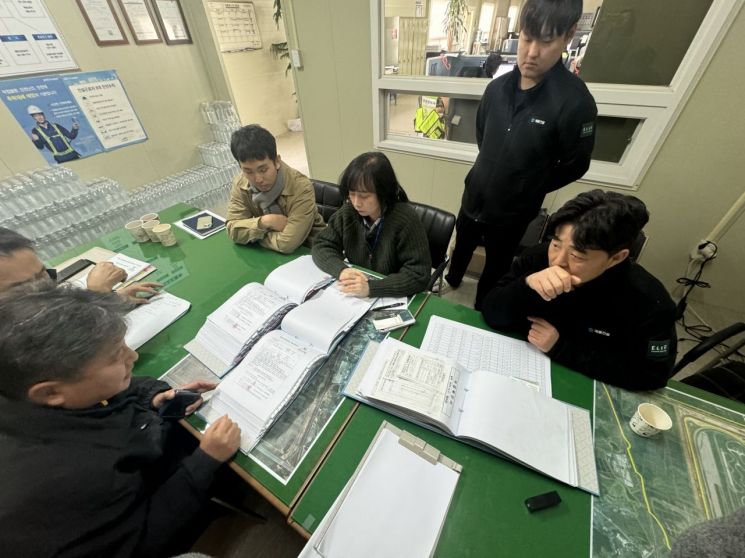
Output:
[152, 223, 177, 246]
[629, 403, 672, 437]
[140, 212, 159, 223]
[141, 219, 161, 242]
[125, 220, 149, 243]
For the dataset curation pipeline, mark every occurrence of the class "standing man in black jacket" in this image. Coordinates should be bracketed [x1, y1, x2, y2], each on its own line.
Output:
[446, 0, 597, 309]
[481, 190, 677, 391]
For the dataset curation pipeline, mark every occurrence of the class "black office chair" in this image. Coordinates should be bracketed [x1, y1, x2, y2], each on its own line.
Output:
[674, 322, 745, 403]
[409, 201, 456, 293]
[312, 179, 344, 222]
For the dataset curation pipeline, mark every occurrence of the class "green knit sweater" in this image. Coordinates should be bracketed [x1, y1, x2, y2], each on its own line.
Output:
[311, 202, 431, 297]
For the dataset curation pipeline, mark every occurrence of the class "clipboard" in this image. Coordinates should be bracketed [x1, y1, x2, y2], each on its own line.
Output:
[298, 422, 461, 558]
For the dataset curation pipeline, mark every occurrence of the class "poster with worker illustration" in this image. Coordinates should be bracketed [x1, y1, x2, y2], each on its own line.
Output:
[0, 70, 147, 165]
[0, 74, 104, 164]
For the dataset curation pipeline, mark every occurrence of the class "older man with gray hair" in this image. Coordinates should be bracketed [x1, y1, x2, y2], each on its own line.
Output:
[0, 283, 242, 557]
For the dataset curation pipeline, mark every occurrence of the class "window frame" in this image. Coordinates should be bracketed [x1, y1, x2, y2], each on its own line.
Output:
[371, 0, 744, 189]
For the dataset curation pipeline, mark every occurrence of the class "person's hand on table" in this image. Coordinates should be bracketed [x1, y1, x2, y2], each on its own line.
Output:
[151, 380, 218, 415]
[87, 262, 127, 292]
[525, 265, 581, 302]
[259, 214, 288, 232]
[527, 316, 559, 353]
[117, 282, 162, 305]
[338, 268, 370, 297]
[200, 415, 242, 462]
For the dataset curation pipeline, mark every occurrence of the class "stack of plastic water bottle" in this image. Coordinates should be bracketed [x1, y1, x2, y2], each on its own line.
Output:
[0, 168, 132, 262]
[128, 164, 234, 217]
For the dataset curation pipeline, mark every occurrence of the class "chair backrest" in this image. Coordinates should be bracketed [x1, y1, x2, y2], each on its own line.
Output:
[409, 201, 456, 269]
[312, 179, 344, 222]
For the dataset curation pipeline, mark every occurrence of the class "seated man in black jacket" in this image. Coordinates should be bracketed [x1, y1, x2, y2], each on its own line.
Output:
[0, 283, 241, 558]
[482, 190, 676, 391]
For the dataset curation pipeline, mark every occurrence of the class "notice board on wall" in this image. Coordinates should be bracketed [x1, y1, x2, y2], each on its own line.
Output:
[207, 1, 262, 53]
[0, 0, 78, 78]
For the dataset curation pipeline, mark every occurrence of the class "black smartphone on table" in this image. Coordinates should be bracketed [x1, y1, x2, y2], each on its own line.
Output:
[56, 259, 95, 284]
[158, 390, 202, 419]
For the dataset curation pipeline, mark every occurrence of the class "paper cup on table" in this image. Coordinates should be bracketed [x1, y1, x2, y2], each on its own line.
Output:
[140, 212, 159, 223]
[629, 403, 672, 437]
[141, 219, 161, 242]
[152, 223, 177, 246]
[125, 220, 149, 243]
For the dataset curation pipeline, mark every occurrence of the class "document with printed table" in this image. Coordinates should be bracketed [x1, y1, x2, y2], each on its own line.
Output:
[348, 338, 599, 494]
[298, 422, 461, 558]
[421, 315, 553, 397]
[185, 255, 335, 376]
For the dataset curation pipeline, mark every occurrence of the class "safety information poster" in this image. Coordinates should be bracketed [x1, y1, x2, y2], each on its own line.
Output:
[63, 70, 147, 150]
[0, 70, 146, 165]
[0, 0, 78, 78]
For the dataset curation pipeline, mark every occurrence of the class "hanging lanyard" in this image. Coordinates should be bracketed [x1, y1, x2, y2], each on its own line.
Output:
[367, 218, 384, 267]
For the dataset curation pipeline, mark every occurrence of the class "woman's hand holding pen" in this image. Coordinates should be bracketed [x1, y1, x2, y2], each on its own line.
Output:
[338, 268, 370, 297]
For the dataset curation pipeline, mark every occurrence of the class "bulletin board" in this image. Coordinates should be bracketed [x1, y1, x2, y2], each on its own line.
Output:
[0, 0, 78, 78]
[207, 1, 262, 53]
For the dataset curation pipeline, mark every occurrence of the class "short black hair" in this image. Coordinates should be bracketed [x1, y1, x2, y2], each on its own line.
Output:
[484, 53, 503, 78]
[230, 124, 277, 163]
[338, 152, 409, 215]
[0, 227, 34, 257]
[547, 189, 649, 255]
[0, 283, 130, 400]
[519, 0, 582, 39]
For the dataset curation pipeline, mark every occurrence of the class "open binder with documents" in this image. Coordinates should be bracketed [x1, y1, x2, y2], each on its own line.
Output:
[346, 338, 599, 494]
[185, 255, 335, 376]
[197, 256, 373, 453]
[299, 422, 461, 558]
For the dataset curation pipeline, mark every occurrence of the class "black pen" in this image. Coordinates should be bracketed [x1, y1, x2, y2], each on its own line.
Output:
[374, 302, 406, 312]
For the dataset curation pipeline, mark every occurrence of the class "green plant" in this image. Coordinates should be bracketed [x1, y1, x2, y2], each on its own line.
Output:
[271, 0, 291, 75]
[443, 0, 469, 51]
[270, 41, 291, 76]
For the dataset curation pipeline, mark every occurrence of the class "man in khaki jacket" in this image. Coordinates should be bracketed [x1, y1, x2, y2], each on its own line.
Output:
[226, 124, 325, 254]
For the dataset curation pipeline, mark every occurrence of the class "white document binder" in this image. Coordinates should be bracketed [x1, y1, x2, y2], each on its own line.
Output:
[298, 422, 461, 558]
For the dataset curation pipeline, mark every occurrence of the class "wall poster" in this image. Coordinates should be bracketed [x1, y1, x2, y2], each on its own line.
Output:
[0, 0, 78, 78]
[0, 69, 147, 165]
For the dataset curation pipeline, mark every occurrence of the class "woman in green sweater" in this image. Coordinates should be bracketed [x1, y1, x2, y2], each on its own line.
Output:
[312, 152, 431, 298]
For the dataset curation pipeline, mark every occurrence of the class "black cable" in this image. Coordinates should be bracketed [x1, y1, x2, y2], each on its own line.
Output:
[675, 242, 717, 339]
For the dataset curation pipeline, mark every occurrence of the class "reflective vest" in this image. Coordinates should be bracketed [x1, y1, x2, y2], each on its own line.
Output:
[34, 123, 75, 157]
[419, 109, 445, 140]
[414, 106, 445, 139]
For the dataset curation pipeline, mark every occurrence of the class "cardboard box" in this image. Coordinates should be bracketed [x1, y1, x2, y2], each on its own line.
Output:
[465, 246, 486, 278]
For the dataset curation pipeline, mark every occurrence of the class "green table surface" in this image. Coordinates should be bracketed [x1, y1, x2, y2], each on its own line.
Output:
[50, 204, 362, 512]
[290, 295, 597, 557]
